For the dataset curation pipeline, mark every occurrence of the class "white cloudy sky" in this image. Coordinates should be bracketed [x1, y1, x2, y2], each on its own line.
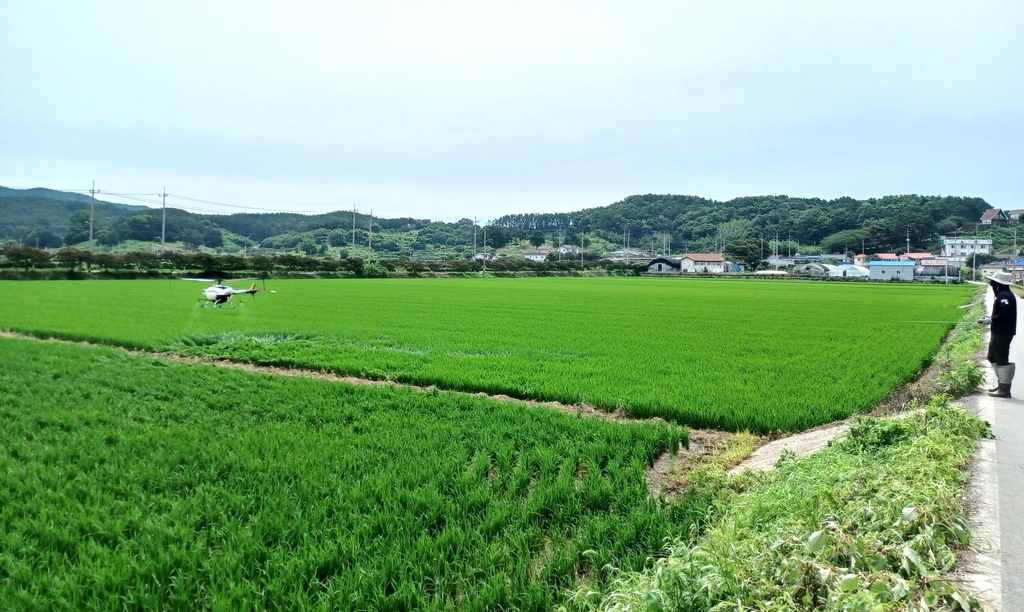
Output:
[1, 1, 1021, 220]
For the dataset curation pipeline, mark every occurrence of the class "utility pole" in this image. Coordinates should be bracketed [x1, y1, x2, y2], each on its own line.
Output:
[473, 217, 477, 256]
[482, 222, 487, 273]
[906, 228, 910, 255]
[88, 180, 97, 247]
[974, 227, 978, 281]
[1015, 227, 1019, 282]
[558, 230, 562, 261]
[160, 187, 167, 251]
[368, 209, 373, 257]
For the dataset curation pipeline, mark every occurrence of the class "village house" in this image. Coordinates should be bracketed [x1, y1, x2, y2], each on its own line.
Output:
[980, 209, 1008, 226]
[679, 253, 728, 274]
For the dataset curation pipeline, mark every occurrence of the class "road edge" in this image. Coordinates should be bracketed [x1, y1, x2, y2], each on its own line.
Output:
[959, 389, 1002, 611]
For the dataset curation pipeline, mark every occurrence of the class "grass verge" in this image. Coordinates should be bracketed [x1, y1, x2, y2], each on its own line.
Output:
[931, 299, 986, 398]
[570, 396, 992, 611]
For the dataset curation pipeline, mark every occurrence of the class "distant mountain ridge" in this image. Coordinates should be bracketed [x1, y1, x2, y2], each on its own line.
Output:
[0, 186, 996, 257]
[0, 186, 136, 206]
[1, 188, 149, 244]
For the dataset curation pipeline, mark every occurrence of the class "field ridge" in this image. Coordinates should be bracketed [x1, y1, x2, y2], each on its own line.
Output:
[0, 330, 636, 424]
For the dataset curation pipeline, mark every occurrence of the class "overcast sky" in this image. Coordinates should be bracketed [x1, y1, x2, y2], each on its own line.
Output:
[1, 1, 1021, 221]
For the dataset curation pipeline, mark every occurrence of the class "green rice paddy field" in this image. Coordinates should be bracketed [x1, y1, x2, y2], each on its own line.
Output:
[0, 278, 974, 432]
[0, 337, 697, 610]
[0, 277, 977, 609]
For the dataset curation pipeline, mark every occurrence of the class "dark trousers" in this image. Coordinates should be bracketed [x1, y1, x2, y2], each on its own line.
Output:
[988, 334, 1014, 366]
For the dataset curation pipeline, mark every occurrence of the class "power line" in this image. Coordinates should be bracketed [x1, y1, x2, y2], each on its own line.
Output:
[160, 188, 168, 251]
[88, 181, 97, 247]
[102, 192, 164, 206]
[167, 193, 326, 214]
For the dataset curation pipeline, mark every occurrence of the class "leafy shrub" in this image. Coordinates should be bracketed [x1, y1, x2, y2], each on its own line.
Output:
[361, 262, 389, 278]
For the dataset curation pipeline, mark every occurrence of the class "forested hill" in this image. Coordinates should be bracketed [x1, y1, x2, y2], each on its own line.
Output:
[211, 212, 434, 242]
[0, 196, 146, 246]
[0, 186, 102, 204]
[0, 186, 993, 256]
[493, 194, 991, 253]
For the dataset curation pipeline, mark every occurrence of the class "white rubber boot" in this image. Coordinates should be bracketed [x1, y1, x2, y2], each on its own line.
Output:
[989, 363, 1015, 398]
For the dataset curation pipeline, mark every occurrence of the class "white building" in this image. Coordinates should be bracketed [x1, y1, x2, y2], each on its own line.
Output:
[868, 260, 915, 281]
[940, 236, 991, 262]
[679, 253, 728, 273]
[522, 252, 547, 262]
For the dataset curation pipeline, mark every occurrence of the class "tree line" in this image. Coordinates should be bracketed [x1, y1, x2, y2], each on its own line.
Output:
[0, 246, 642, 278]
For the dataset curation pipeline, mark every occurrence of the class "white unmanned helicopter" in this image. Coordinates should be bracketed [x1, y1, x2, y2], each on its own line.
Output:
[184, 278, 261, 308]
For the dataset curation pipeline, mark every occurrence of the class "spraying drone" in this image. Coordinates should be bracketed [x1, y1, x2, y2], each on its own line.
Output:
[184, 278, 261, 308]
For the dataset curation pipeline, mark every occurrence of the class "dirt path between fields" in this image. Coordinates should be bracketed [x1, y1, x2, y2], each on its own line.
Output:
[727, 421, 849, 474]
[0, 330, 634, 424]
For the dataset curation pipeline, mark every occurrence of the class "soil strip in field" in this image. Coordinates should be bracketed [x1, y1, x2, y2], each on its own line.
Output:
[728, 421, 848, 475]
[0, 330, 638, 424]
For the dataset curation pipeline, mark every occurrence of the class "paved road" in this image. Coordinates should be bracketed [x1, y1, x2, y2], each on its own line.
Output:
[974, 288, 1024, 610]
[996, 291, 1024, 610]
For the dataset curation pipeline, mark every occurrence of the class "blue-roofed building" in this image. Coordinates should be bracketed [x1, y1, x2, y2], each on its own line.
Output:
[869, 260, 916, 281]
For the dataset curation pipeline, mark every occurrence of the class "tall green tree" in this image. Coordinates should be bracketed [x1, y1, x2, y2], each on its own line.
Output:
[64, 210, 92, 244]
[725, 238, 763, 269]
[1, 245, 52, 271]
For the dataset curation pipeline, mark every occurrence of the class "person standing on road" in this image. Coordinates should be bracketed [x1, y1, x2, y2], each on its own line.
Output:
[979, 270, 1017, 397]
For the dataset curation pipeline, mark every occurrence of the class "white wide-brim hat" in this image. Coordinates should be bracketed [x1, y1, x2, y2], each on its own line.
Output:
[985, 270, 1013, 285]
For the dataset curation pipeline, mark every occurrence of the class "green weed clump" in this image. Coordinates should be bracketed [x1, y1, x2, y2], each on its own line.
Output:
[0, 278, 974, 432]
[933, 300, 985, 398]
[0, 337, 697, 611]
[573, 395, 992, 612]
